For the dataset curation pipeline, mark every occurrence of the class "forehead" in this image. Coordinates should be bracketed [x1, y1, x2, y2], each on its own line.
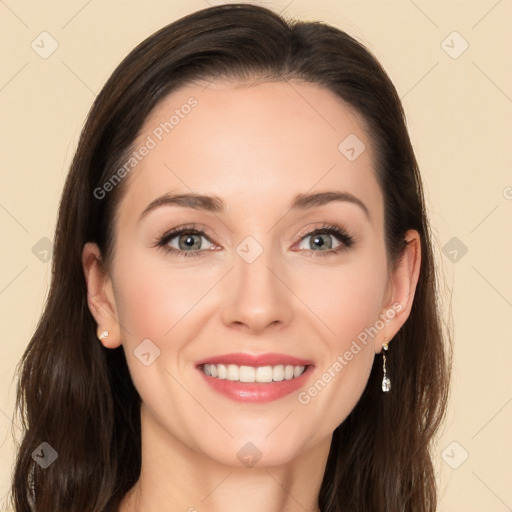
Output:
[115, 79, 383, 226]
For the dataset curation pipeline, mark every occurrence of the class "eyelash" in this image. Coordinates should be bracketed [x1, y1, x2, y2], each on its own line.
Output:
[154, 222, 355, 258]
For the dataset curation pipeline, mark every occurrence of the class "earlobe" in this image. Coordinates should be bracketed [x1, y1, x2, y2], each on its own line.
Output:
[377, 230, 422, 352]
[82, 242, 122, 349]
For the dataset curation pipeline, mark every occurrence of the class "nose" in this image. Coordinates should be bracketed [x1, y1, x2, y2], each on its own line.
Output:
[220, 246, 294, 334]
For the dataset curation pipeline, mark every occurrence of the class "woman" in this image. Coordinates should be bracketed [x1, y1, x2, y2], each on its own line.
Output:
[11, 3, 450, 511]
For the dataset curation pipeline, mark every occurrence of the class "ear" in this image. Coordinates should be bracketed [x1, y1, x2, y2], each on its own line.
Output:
[82, 242, 122, 349]
[376, 229, 422, 353]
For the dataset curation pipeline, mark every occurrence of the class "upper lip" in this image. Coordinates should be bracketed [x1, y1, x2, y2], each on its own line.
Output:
[196, 352, 314, 367]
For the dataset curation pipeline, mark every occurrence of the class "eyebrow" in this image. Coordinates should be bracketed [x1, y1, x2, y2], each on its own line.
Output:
[139, 190, 370, 220]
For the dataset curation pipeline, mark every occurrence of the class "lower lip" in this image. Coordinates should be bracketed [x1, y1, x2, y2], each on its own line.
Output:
[197, 365, 314, 403]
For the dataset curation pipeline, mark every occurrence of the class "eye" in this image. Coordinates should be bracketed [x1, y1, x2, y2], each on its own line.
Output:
[155, 225, 216, 257]
[170, 232, 210, 251]
[299, 232, 339, 251]
[295, 224, 354, 255]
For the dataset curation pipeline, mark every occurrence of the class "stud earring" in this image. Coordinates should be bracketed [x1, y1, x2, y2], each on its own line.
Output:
[98, 330, 109, 341]
[381, 339, 391, 393]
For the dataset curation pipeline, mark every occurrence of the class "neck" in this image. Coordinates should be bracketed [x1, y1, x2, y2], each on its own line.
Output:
[119, 409, 329, 512]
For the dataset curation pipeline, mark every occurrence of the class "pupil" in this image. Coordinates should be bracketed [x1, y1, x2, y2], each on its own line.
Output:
[179, 234, 200, 250]
[312, 234, 331, 250]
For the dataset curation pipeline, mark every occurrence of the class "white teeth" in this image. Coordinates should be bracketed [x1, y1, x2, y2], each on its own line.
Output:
[273, 365, 284, 381]
[239, 365, 256, 382]
[227, 364, 239, 381]
[203, 363, 307, 382]
[294, 365, 305, 377]
[217, 364, 227, 379]
[255, 366, 273, 382]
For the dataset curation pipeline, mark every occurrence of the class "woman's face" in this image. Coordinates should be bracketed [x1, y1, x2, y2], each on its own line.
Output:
[85, 79, 418, 467]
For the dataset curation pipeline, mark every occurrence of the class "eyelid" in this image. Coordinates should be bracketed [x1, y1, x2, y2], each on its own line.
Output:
[158, 223, 217, 244]
[292, 222, 355, 251]
[153, 224, 219, 256]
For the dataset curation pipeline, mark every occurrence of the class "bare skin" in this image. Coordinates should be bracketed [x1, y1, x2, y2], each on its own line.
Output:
[82, 79, 421, 512]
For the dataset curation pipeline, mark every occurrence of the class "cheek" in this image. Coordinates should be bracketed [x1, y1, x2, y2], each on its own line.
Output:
[291, 253, 389, 346]
[290, 253, 388, 428]
[336, 269, 387, 342]
[111, 249, 218, 343]
[110, 250, 212, 428]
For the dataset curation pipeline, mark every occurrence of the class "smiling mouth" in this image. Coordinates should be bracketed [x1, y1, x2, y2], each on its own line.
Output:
[201, 363, 307, 383]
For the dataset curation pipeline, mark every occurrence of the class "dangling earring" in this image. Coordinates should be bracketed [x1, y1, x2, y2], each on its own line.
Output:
[98, 330, 109, 341]
[381, 339, 391, 393]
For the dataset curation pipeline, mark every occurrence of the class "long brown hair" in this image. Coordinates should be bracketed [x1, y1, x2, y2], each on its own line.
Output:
[11, 4, 451, 511]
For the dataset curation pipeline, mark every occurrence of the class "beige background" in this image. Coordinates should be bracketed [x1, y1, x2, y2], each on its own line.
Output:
[1, 1, 511, 510]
